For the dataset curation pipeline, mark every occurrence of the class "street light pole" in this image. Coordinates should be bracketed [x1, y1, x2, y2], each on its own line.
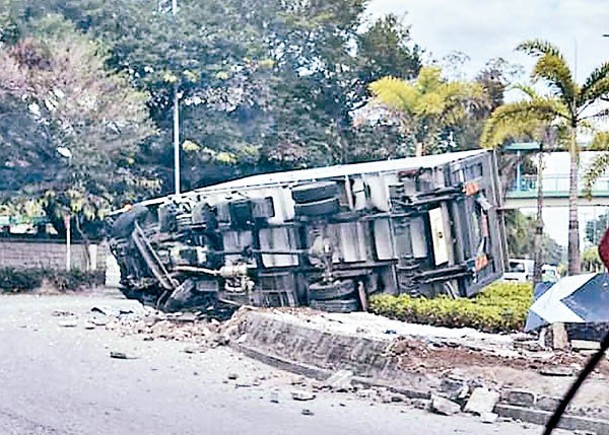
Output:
[172, 0, 181, 195]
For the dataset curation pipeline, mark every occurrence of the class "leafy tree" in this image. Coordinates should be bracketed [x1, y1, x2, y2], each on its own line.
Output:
[481, 39, 609, 275]
[585, 211, 609, 245]
[368, 66, 485, 156]
[0, 16, 156, 237]
[504, 210, 564, 266]
[582, 246, 603, 273]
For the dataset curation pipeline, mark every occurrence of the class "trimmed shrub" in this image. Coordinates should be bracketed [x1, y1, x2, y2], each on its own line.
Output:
[0, 268, 104, 293]
[369, 282, 533, 333]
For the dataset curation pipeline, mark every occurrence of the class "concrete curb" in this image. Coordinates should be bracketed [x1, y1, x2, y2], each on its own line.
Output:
[230, 311, 609, 434]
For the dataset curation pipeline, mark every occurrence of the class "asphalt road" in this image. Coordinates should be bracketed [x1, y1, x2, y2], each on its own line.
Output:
[0, 292, 565, 435]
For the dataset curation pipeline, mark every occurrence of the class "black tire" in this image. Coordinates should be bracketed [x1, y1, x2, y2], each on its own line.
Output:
[294, 197, 339, 217]
[111, 205, 149, 239]
[292, 182, 339, 203]
[310, 298, 360, 313]
[309, 280, 355, 301]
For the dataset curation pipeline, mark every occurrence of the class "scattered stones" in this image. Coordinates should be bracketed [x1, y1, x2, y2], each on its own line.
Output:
[323, 370, 354, 392]
[58, 320, 77, 328]
[504, 389, 536, 408]
[183, 344, 208, 354]
[539, 366, 574, 377]
[52, 310, 74, 317]
[301, 409, 314, 416]
[480, 412, 498, 424]
[356, 389, 375, 400]
[109, 351, 128, 359]
[227, 373, 239, 380]
[83, 322, 96, 330]
[270, 390, 279, 404]
[464, 388, 499, 415]
[409, 398, 431, 411]
[431, 395, 461, 416]
[291, 390, 316, 401]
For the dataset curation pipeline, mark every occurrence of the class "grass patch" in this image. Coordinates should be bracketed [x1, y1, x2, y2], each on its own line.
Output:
[369, 282, 533, 333]
[0, 268, 104, 293]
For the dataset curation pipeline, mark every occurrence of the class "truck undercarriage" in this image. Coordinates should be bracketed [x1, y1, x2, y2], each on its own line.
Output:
[108, 150, 507, 313]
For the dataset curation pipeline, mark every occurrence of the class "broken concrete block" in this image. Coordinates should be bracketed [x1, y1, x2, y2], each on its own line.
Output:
[323, 370, 354, 392]
[464, 388, 499, 415]
[227, 373, 239, 380]
[505, 389, 536, 407]
[480, 412, 498, 424]
[571, 340, 601, 351]
[551, 323, 570, 350]
[58, 320, 77, 328]
[431, 395, 461, 416]
[301, 409, 314, 416]
[291, 390, 316, 401]
[83, 322, 96, 330]
[270, 390, 279, 404]
[109, 351, 128, 359]
[410, 398, 432, 411]
[539, 366, 573, 377]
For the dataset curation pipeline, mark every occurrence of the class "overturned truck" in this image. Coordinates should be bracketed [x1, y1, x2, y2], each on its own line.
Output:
[108, 149, 507, 313]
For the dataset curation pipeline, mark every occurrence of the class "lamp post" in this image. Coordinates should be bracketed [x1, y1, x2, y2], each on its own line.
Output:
[172, 0, 181, 195]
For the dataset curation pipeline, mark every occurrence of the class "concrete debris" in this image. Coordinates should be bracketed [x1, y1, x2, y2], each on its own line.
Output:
[91, 306, 109, 315]
[504, 389, 536, 407]
[183, 345, 208, 354]
[480, 412, 498, 424]
[323, 370, 354, 392]
[58, 320, 77, 328]
[571, 340, 601, 351]
[539, 366, 574, 377]
[551, 323, 570, 351]
[235, 383, 252, 389]
[464, 388, 499, 415]
[356, 389, 375, 400]
[409, 398, 431, 411]
[430, 395, 461, 416]
[52, 310, 74, 317]
[227, 373, 239, 380]
[110, 351, 129, 359]
[83, 322, 96, 330]
[291, 390, 316, 401]
[270, 390, 279, 404]
[90, 318, 109, 327]
[301, 409, 314, 416]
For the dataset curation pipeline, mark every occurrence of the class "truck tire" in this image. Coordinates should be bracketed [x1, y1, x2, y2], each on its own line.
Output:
[309, 280, 355, 301]
[294, 197, 339, 217]
[111, 205, 149, 239]
[310, 298, 359, 313]
[292, 182, 339, 203]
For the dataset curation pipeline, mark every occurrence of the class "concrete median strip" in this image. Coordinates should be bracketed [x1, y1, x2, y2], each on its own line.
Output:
[227, 309, 609, 433]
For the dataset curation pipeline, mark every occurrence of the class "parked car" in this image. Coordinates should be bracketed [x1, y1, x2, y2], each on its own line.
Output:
[504, 259, 559, 283]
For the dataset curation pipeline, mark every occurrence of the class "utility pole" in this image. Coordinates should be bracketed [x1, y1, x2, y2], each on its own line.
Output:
[172, 0, 181, 195]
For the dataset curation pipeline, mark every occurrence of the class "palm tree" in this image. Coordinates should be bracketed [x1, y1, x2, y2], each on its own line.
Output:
[482, 39, 609, 276]
[368, 66, 484, 156]
[481, 85, 560, 286]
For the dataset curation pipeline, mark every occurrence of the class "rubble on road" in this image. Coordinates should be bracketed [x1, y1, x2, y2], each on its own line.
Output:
[323, 370, 354, 392]
[58, 320, 77, 328]
[430, 395, 461, 416]
[291, 390, 316, 401]
[463, 388, 499, 415]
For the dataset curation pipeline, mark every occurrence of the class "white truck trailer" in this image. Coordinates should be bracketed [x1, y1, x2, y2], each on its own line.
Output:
[108, 149, 507, 313]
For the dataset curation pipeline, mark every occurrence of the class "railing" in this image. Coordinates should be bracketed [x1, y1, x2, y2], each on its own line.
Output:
[509, 174, 609, 196]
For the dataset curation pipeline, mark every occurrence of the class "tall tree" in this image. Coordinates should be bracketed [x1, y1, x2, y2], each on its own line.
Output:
[483, 39, 609, 275]
[368, 66, 484, 156]
[0, 16, 156, 236]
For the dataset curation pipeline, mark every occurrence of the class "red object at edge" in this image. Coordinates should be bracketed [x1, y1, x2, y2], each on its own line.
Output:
[599, 227, 609, 269]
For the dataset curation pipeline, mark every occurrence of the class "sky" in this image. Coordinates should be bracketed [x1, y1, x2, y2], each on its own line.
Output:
[367, 0, 609, 249]
[368, 0, 609, 80]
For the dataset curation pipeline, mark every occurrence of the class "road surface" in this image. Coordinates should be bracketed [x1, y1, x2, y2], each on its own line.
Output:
[0, 291, 563, 435]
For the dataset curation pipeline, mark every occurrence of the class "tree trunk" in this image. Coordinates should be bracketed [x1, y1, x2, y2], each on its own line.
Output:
[568, 127, 581, 275]
[533, 142, 545, 287]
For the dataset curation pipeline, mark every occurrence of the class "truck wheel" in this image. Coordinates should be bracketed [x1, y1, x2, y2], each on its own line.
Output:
[294, 197, 339, 217]
[309, 280, 355, 301]
[111, 205, 149, 239]
[292, 182, 339, 203]
[310, 298, 360, 313]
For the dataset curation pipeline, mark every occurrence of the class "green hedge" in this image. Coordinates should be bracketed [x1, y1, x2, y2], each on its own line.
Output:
[0, 268, 104, 293]
[369, 282, 533, 333]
